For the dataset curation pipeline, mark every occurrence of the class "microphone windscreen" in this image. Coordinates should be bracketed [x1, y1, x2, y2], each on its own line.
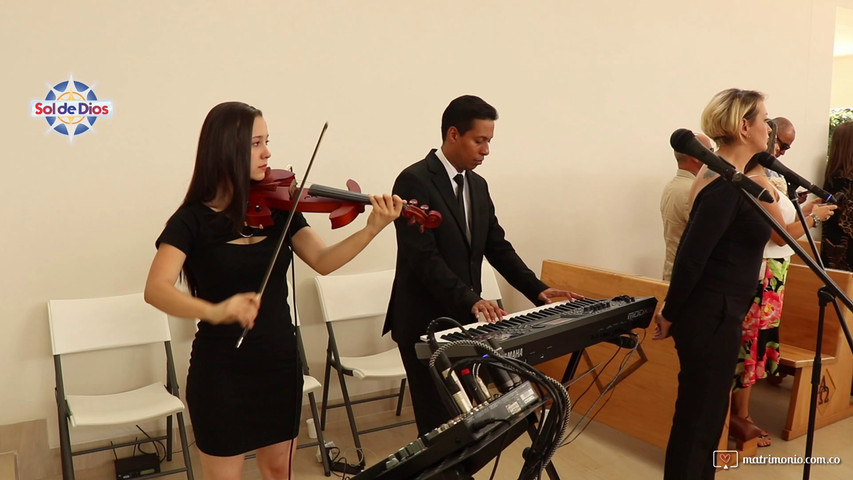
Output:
[832, 191, 846, 204]
[669, 128, 696, 151]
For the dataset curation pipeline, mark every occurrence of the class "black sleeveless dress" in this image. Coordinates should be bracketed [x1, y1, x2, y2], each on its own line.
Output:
[156, 203, 308, 456]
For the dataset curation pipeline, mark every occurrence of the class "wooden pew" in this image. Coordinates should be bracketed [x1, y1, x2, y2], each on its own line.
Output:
[790, 238, 821, 266]
[537, 261, 718, 451]
[538, 260, 853, 451]
[776, 262, 853, 439]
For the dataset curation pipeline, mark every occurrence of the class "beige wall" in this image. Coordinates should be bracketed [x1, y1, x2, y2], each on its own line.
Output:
[832, 55, 853, 107]
[0, 0, 848, 449]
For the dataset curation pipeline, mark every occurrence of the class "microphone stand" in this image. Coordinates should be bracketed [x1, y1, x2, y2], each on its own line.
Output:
[782, 182, 853, 480]
[735, 178, 853, 480]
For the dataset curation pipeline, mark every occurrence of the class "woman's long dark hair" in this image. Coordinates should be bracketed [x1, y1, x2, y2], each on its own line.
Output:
[183, 101, 262, 231]
[826, 121, 853, 185]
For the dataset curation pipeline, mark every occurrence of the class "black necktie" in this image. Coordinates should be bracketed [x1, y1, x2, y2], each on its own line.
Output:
[454, 173, 465, 214]
[454, 173, 470, 240]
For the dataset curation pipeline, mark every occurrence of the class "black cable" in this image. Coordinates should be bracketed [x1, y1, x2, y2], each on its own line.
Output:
[559, 343, 621, 442]
[560, 330, 642, 446]
[134, 425, 167, 463]
[170, 438, 196, 455]
[568, 340, 621, 408]
[425, 316, 473, 351]
[449, 345, 570, 449]
[433, 340, 570, 480]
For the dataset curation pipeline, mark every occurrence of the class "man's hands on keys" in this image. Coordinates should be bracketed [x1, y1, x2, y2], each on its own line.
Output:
[471, 299, 507, 323]
[538, 287, 584, 304]
[472, 287, 584, 324]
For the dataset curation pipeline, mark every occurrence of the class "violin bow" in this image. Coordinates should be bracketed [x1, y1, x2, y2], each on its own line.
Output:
[236, 122, 328, 348]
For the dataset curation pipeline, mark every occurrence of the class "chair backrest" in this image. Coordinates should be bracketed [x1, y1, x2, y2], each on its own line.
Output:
[314, 269, 395, 323]
[480, 261, 502, 304]
[48, 292, 171, 356]
[287, 278, 313, 375]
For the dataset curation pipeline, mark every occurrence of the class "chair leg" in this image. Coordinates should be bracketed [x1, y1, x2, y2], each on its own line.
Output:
[166, 415, 174, 462]
[54, 364, 75, 480]
[176, 411, 195, 480]
[395, 378, 407, 416]
[335, 368, 364, 458]
[320, 353, 334, 431]
[57, 417, 75, 480]
[308, 392, 331, 477]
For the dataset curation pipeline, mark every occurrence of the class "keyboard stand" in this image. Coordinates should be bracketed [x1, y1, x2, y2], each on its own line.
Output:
[526, 415, 561, 480]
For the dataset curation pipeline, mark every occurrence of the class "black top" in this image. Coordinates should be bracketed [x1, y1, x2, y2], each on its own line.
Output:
[821, 176, 853, 270]
[154, 202, 310, 455]
[156, 202, 308, 341]
[662, 177, 772, 321]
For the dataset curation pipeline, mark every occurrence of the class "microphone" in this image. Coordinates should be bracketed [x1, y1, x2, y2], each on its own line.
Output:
[435, 352, 473, 414]
[458, 367, 489, 405]
[752, 152, 838, 203]
[486, 338, 521, 391]
[669, 129, 774, 203]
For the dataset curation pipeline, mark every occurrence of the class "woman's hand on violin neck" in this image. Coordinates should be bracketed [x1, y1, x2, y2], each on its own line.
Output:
[206, 292, 261, 328]
[364, 194, 404, 235]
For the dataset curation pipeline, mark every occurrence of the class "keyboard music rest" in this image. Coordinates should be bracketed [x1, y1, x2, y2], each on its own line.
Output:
[415, 296, 657, 365]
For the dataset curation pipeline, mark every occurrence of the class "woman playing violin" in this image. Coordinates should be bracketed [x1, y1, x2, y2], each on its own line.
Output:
[144, 101, 402, 480]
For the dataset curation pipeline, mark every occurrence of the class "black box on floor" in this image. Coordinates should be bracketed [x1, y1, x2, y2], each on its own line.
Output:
[114, 453, 159, 479]
[331, 460, 363, 475]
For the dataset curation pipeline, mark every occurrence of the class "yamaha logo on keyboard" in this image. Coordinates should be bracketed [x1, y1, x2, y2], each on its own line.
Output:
[504, 348, 524, 359]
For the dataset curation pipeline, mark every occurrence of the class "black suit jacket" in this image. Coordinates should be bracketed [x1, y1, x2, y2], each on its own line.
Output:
[384, 149, 547, 345]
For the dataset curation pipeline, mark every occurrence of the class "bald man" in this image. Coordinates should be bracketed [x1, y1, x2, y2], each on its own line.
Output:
[773, 117, 796, 157]
[660, 133, 713, 281]
[766, 117, 796, 192]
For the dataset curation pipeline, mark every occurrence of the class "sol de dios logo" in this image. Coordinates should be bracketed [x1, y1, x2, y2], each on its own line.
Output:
[31, 75, 112, 141]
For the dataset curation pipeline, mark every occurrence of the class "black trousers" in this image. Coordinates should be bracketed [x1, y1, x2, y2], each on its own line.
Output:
[398, 341, 458, 436]
[398, 341, 473, 480]
[664, 290, 752, 480]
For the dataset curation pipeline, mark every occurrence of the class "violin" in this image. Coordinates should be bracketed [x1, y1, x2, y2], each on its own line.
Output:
[237, 123, 438, 349]
[246, 167, 442, 232]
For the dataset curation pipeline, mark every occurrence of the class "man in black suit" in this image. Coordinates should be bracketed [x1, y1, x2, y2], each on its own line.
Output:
[384, 95, 580, 439]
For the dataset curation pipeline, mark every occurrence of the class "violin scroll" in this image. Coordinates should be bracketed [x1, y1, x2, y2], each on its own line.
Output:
[401, 200, 442, 233]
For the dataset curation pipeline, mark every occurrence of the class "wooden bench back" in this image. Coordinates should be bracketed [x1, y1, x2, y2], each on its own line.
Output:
[539, 259, 848, 357]
[779, 262, 852, 357]
[538, 259, 853, 446]
[539, 260, 675, 449]
[790, 238, 820, 266]
[541, 260, 669, 306]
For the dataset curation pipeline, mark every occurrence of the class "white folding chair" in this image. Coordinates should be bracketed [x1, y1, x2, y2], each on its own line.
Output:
[291, 286, 331, 476]
[48, 293, 193, 480]
[314, 269, 413, 458]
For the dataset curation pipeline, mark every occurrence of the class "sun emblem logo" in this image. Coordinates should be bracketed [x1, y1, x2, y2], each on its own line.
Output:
[31, 75, 112, 142]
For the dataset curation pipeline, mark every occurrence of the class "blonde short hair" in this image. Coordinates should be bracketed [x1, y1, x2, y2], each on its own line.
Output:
[701, 88, 765, 145]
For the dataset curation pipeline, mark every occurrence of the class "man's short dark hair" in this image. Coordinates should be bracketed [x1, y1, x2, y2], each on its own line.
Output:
[441, 95, 498, 141]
